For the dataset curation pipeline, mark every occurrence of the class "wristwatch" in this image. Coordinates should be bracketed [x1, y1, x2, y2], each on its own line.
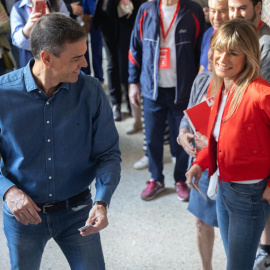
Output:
[93, 200, 108, 211]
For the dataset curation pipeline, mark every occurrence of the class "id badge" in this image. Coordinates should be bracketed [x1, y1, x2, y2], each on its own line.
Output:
[158, 47, 170, 69]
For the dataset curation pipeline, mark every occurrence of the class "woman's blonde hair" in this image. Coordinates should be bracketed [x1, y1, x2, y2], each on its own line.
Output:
[210, 18, 260, 119]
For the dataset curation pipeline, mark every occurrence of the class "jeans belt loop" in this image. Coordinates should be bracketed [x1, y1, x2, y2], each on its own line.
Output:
[218, 176, 223, 185]
[66, 199, 69, 209]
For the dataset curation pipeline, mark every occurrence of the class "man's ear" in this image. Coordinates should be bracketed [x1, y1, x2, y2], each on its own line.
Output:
[255, 1, 262, 15]
[40, 50, 53, 67]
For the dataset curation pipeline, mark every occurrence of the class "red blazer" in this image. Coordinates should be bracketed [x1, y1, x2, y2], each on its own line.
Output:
[194, 77, 270, 187]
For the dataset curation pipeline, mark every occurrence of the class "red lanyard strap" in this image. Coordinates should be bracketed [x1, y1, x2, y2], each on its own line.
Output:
[258, 20, 263, 31]
[160, 0, 180, 40]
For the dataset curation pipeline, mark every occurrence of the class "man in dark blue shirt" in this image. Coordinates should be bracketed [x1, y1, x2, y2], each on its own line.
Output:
[0, 13, 121, 270]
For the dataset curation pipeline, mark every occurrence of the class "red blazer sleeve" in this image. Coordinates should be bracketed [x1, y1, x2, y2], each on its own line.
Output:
[191, 146, 209, 171]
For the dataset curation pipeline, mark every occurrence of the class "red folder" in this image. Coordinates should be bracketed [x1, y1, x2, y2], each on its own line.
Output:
[184, 97, 215, 136]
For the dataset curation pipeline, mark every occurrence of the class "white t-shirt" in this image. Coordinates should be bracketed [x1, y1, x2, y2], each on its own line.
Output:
[158, 3, 177, 88]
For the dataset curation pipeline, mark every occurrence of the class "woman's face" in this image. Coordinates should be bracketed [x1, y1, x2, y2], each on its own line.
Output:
[214, 48, 246, 81]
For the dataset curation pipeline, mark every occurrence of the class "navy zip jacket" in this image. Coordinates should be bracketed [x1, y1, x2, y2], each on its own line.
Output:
[128, 0, 205, 110]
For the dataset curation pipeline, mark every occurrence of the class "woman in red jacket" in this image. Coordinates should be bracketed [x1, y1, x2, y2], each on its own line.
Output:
[186, 18, 270, 270]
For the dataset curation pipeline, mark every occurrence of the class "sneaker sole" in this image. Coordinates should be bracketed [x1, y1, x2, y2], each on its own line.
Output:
[177, 196, 189, 202]
[133, 164, 148, 170]
[141, 187, 165, 201]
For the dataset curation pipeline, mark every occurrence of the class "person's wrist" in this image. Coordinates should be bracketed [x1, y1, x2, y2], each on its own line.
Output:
[93, 200, 108, 212]
[22, 27, 30, 38]
[176, 132, 187, 145]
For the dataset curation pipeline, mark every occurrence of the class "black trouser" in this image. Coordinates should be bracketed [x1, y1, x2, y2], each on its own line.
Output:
[100, 13, 122, 106]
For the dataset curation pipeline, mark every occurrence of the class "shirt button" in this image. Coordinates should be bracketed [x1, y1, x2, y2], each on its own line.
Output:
[47, 121, 50, 124]
[222, 120, 225, 123]
[49, 176, 52, 179]
[49, 194, 52, 197]
[46, 102, 50, 105]
[39, 90, 42, 94]
[219, 149, 221, 152]
[48, 157, 52, 161]
[47, 139, 51, 142]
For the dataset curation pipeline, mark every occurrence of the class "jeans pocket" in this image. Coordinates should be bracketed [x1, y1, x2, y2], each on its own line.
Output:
[228, 183, 253, 196]
[2, 200, 15, 217]
[70, 193, 92, 212]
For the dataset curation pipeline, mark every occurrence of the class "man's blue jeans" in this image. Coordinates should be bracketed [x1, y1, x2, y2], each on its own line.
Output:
[3, 193, 105, 270]
[216, 177, 270, 270]
[143, 87, 188, 182]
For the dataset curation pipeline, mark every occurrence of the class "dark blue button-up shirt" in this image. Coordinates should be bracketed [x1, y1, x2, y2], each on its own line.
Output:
[0, 60, 121, 205]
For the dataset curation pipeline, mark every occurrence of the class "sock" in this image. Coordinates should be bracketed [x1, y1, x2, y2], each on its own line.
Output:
[261, 244, 270, 255]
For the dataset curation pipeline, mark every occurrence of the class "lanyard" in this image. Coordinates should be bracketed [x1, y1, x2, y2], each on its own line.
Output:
[160, 0, 180, 40]
[258, 20, 263, 31]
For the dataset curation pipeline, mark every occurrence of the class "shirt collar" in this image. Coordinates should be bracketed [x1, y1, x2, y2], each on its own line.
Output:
[23, 59, 70, 93]
[19, 0, 33, 8]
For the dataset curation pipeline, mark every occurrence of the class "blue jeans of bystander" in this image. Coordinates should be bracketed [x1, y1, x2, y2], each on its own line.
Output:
[143, 87, 188, 183]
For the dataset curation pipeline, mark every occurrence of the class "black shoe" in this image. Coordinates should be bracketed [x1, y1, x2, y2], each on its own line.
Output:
[112, 105, 122, 121]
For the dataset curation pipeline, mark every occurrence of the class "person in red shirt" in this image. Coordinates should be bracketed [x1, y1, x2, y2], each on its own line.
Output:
[186, 18, 270, 270]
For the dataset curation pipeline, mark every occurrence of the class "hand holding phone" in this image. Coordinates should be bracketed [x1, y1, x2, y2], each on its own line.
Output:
[78, 223, 94, 232]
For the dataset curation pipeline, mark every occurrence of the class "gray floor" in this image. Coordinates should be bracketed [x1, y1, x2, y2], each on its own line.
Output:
[0, 110, 227, 270]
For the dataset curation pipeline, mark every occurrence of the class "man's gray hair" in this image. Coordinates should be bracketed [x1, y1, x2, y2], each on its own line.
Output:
[30, 13, 87, 59]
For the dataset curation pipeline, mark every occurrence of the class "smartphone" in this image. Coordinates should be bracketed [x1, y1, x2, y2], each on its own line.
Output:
[78, 224, 93, 232]
[35, 0, 46, 16]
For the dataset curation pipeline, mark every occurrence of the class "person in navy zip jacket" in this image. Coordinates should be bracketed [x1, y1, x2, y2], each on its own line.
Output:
[128, 0, 205, 201]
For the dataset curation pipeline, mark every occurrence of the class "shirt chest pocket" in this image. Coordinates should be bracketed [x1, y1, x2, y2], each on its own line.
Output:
[244, 123, 261, 155]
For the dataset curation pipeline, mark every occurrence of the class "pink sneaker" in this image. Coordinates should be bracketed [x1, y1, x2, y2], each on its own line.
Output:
[175, 182, 190, 201]
[141, 179, 165, 200]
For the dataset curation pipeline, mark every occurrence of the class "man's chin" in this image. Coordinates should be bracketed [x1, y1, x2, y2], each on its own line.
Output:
[69, 73, 80, 83]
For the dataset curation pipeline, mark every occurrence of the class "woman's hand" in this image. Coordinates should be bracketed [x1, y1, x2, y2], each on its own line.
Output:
[262, 185, 270, 204]
[195, 132, 208, 152]
[177, 129, 196, 158]
[23, 5, 49, 38]
[185, 164, 203, 191]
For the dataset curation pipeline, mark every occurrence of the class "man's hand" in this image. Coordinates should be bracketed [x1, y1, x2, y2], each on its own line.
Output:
[185, 164, 203, 191]
[71, 2, 83, 16]
[195, 132, 208, 152]
[4, 186, 42, 225]
[262, 185, 270, 204]
[80, 204, 108, 236]
[129, 83, 141, 108]
[177, 129, 197, 158]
